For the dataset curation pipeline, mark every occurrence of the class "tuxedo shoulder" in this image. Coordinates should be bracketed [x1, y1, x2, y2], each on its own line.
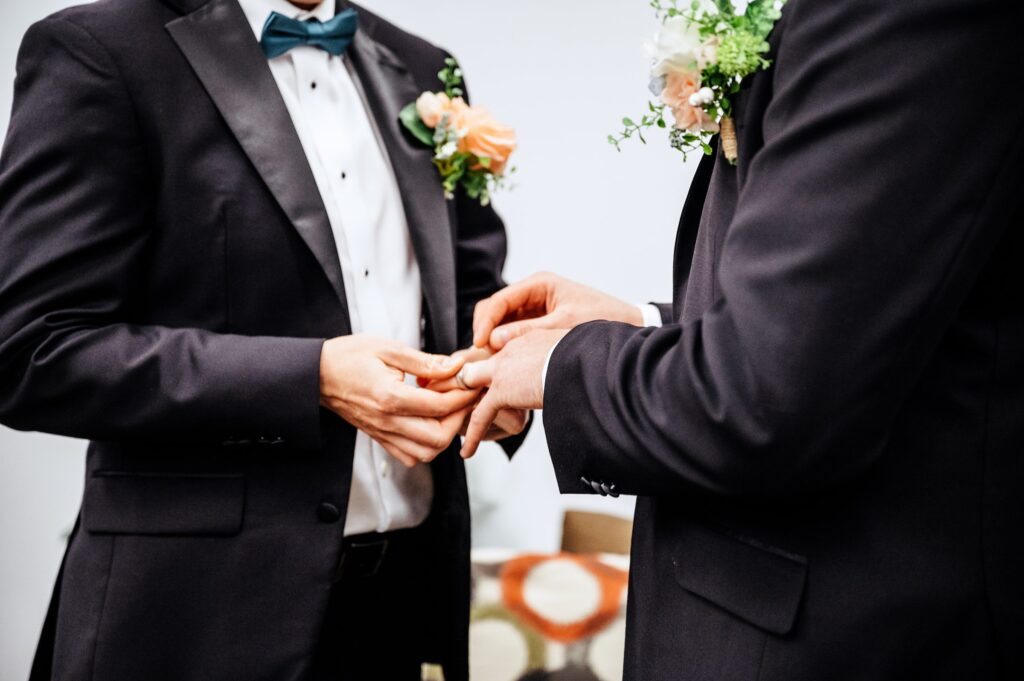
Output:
[351, 4, 451, 74]
[23, 0, 174, 49]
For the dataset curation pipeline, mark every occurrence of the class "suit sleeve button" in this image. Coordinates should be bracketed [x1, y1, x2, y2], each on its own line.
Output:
[316, 502, 341, 523]
[590, 480, 605, 495]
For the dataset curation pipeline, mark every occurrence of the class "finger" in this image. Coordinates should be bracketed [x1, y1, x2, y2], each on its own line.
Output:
[382, 345, 464, 381]
[454, 345, 495, 364]
[378, 428, 447, 465]
[460, 359, 496, 390]
[489, 314, 561, 350]
[388, 382, 479, 417]
[384, 414, 462, 454]
[423, 375, 462, 392]
[417, 348, 487, 388]
[461, 393, 501, 458]
[491, 408, 527, 437]
[421, 346, 494, 391]
[440, 405, 474, 439]
[374, 435, 421, 468]
[386, 408, 472, 463]
[472, 277, 551, 348]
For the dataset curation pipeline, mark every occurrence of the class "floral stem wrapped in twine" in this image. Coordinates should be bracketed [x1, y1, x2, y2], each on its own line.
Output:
[719, 115, 738, 162]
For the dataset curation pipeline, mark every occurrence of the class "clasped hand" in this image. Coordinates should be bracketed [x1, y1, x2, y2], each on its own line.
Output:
[318, 274, 636, 467]
[319, 335, 479, 468]
[318, 334, 530, 469]
[429, 272, 644, 458]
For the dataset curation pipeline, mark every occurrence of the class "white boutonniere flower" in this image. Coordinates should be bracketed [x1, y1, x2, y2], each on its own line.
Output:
[611, 0, 787, 164]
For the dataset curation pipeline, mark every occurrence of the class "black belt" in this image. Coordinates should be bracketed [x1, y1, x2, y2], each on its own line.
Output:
[334, 527, 421, 582]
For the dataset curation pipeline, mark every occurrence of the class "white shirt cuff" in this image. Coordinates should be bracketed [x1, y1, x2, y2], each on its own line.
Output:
[541, 337, 563, 398]
[638, 303, 664, 328]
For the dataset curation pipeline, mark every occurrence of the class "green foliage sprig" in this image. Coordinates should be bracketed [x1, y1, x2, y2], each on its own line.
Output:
[612, 0, 785, 162]
[399, 57, 515, 206]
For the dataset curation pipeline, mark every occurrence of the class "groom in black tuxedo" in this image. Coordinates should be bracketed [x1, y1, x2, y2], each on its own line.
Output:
[460, 0, 1024, 679]
[0, 0, 526, 679]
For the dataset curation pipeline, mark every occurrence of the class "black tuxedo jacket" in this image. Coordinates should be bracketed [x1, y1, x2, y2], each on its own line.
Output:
[0, 1, 520, 679]
[544, 1, 1023, 679]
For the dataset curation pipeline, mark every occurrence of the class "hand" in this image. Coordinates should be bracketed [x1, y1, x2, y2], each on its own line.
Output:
[457, 329, 569, 458]
[472, 272, 642, 351]
[319, 335, 479, 468]
[422, 346, 529, 443]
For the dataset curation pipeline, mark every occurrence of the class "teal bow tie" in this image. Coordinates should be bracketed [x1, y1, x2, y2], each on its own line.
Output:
[260, 8, 359, 60]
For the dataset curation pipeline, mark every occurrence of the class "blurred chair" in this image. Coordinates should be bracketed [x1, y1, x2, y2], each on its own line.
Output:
[560, 510, 633, 556]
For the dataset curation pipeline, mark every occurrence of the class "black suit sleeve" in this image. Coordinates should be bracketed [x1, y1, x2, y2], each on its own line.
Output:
[0, 18, 324, 448]
[543, 0, 1024, 499]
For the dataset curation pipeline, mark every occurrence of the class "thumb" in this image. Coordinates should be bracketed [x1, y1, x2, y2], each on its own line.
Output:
[490, 315, 558, 350]
[382, 346, 464, 380]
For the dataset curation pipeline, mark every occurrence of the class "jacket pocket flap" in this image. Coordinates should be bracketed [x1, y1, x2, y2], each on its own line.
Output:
[672, 521, 807, 635]
[83, 472, 244, 536]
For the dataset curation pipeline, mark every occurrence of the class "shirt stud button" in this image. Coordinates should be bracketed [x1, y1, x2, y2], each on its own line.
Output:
[311, 81, 317, 90]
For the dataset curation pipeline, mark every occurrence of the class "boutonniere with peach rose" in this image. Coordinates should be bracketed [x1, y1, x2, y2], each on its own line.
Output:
[610, 0, 786, 164]
[400, 58, 516, 206]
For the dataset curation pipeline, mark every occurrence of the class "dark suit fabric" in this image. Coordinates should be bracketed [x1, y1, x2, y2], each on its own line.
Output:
[0, 1, 517, 679]
[544, 1, 1024, 679]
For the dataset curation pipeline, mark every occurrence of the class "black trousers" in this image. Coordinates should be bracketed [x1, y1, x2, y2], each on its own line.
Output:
[310, 524, 440, 681]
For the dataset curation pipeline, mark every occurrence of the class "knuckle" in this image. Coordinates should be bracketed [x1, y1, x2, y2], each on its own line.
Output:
[376, 389, 398, 414]
[551, 309, 573, 326]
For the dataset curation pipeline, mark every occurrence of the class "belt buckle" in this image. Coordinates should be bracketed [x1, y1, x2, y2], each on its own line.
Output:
[335, 537, 389, 581]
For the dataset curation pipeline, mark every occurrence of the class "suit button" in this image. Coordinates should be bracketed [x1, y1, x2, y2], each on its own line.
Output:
[316, 503, 341, 523]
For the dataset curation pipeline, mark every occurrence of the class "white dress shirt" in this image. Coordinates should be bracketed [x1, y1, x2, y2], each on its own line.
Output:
[239, 0, 432, 536]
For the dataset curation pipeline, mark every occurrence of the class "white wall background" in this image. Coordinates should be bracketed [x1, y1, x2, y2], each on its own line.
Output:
[0, 0, 699, 678]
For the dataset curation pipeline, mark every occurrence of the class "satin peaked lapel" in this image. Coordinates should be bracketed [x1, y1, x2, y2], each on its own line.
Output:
[673, 144, 717, 321]
[346, 32, 458, 353]
[165, 0, 351, 328]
